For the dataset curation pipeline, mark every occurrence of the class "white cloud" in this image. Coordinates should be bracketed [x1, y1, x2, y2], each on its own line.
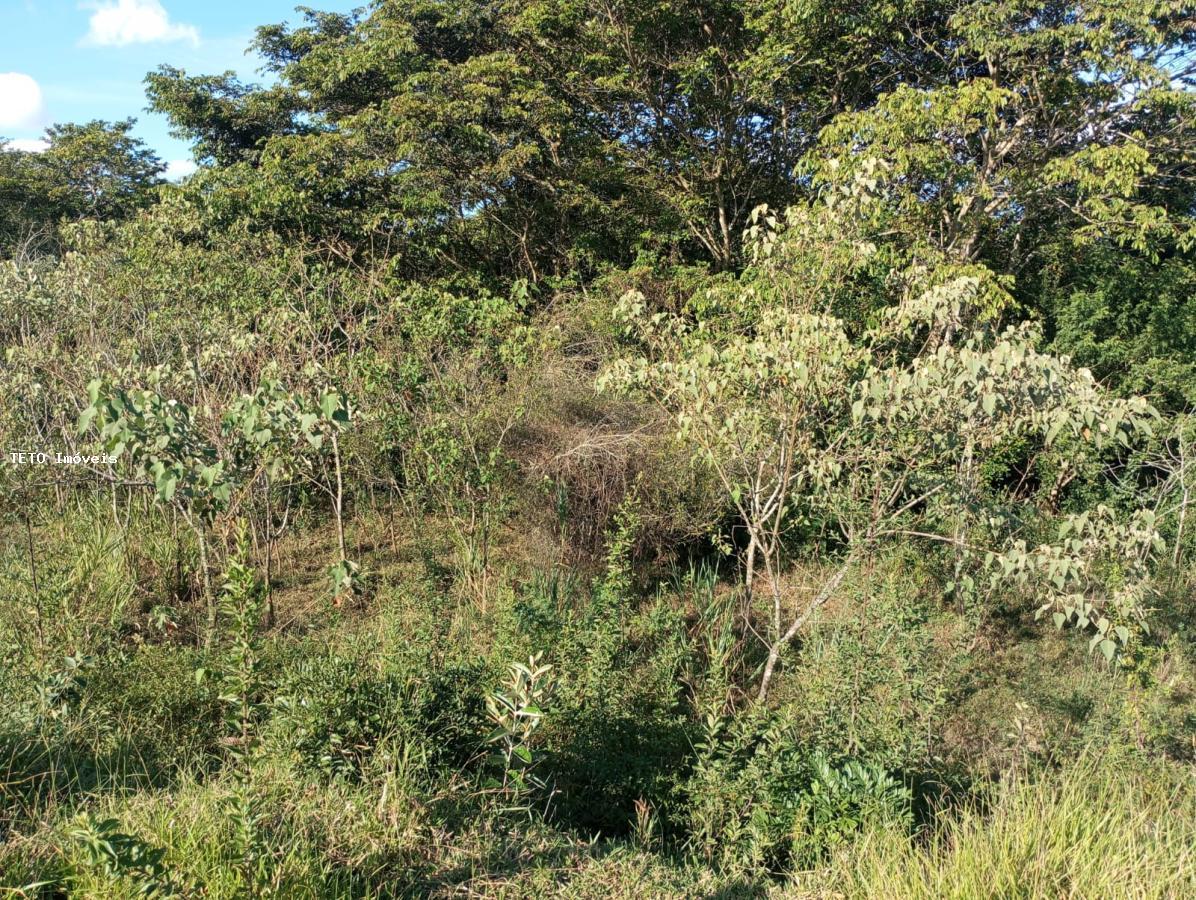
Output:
[82, 0, 199, 47]
[8, 137, 49, 153]
[0, 72, 46, 130]
[164, 159, 197, 181]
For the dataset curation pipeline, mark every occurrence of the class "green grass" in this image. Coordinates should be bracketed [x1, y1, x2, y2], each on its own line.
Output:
[3, 522, 1194, 899]
[796, 753, 1196, 900]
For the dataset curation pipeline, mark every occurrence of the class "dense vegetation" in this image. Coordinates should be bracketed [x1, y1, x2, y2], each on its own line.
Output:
[2, 0, 1195, 896]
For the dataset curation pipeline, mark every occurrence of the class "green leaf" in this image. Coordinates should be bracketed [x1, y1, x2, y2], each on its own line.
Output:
[155, 472, 177, 502]
[77, 405, 97, 434]
[1045, 419, 1064, 445]
[319, 391, 341, 420]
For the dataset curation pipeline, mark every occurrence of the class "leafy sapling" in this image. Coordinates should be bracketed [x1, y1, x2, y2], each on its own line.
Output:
[195, 524, 270, 894]
[484, 654, 554, 816]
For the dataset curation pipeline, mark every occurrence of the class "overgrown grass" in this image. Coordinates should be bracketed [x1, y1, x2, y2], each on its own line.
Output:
[6, 750, 1192, 897]
[2, 517, 1194, 898]
[806, 753, 1196, 900]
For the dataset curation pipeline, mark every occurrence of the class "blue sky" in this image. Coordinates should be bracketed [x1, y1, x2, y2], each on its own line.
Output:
[1, 0, 359, 177]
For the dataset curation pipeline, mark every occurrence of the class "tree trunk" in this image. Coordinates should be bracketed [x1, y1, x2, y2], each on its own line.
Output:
[194, 521, 214, 648]
[757, 554, 855, 702]
[743, 533, 758, 603]
[331, 433, 347, 564]
[264, 481, 274, 629]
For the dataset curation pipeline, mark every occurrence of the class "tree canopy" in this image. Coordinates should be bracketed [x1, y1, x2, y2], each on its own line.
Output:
[0, 119, 164, 255]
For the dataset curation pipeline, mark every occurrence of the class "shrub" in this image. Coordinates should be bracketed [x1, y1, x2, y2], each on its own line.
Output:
[538, 590, 694, 835]
[770, 564, 949, 771]
[269, 656, 410, 780]
[682, 710, 810, 875]
[682, 710, 913, 877]
[412, 661, 494, 770]
[791, 754, 913, 866]
[269, 654, 493, 781]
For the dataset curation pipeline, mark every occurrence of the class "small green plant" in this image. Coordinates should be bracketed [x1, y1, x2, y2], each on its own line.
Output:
[792, 754, 913, 865]
[484, 654, 554, 815]
[599, 491, 641, 605]
[329, 557, 373, 606]
[68, 812, 178, 896]
[214, 526, 265, 757]
[632, 797, 661, 851]
[32, 653, 91, 728]
[200, 524, 270, 894]
[145, 602, 173, 627]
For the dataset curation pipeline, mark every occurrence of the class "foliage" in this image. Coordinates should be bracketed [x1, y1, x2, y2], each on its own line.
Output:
[793, 754, 913, 866]
[683, 710, 809, 874]
[81, 374, 233, 522]
[603, 189, 1160, 696]
[269, 655, 410, 781]
[0, 120, 164, 255]
[534, 567, 694, 835]
[208, 528, 269, 892]
[483, 654, 554, 815]
[771, 562, 949, 769]
[68, 813, 177, 897]
[4, 0, 1196, 894]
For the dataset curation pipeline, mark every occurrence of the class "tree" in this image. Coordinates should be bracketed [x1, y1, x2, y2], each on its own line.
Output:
[0, 120, 164, 256]
[1047, 247, 1196, 413]
[142, 1, 959, 277]
[511, 0, 953, 269]
[80, 375, 235, 642]
[145, 67, 303, 168]
[146, 4, 636, 281]
[37, 120, 165, 222]
[808, 0, 1196, 315]
[604, 178, 1159, 700]
[0, 146, 57, 256]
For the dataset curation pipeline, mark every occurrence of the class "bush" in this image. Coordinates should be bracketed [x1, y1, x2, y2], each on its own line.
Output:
[269, 653, 493, 781]
[682, 710, 810, 875]
[770, 563, 949, 771]
[791, 754, 913, 866]
[537, 591, 695, 835]
[411, 661, 493, 770]
[681, 709, 913, 876]
[269, 655, 411, 780]
[84, 645, 221, 772]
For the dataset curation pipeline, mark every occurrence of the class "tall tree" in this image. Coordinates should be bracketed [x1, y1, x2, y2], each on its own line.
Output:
[38, 119, 166, 221]
[809, 1, 1196, 273]
[144, 1, 953, 277]
[0, 120, 165, 256]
